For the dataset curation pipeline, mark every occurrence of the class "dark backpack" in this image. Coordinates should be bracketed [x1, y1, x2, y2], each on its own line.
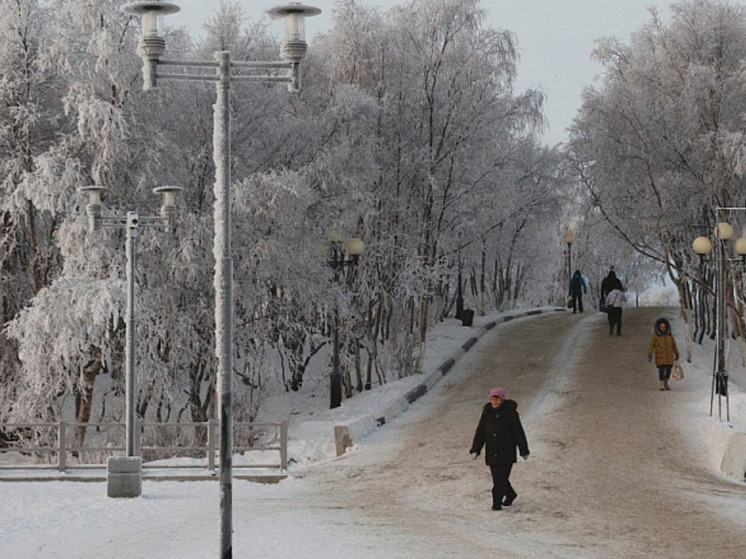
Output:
[571, 276, 581, 293]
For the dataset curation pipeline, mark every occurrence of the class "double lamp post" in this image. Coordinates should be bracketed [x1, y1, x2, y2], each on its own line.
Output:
[692, 208, 746, 421]
[80, 184, 182, 497]
[120, 1, 320, 556]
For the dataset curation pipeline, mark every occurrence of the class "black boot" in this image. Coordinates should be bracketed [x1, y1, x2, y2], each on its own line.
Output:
[503, 490, 518, 507]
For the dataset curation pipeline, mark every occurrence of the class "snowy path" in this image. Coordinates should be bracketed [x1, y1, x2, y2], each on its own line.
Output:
[287, 308, 746, 558]
[4, 308, 746, 559]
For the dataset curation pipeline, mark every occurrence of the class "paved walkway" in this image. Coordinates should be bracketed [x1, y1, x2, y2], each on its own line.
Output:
[293, 307, 746, 558]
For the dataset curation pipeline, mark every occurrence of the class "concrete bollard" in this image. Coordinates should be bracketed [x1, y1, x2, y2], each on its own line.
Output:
[107, 456, 143, 498]
[720, 432, 746, 481]
[334, 425, 352, 457]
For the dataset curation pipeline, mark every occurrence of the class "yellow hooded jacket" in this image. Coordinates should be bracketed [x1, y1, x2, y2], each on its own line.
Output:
[647, 318, 679, 366]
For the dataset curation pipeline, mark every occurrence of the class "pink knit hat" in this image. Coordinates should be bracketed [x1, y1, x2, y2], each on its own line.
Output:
[489, 387, 506, 400]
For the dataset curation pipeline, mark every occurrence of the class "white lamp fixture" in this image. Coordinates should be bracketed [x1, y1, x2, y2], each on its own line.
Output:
[153, 185, 183, 219]
[122, 2, 181, 89]
[267, 3, 322, 89]
[268, 3, 322, 47]
[346, 237, 365, 257]
[735, 236, 746, 257]
[692, 236, 712, 255]
[716, 222, 734, 240]
[80, 185, 108, 231]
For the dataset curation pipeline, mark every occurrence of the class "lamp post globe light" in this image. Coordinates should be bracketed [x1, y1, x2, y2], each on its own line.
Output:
[327, 230, 364, 407]
[80, 185, 182, 498]
[692, 209, 746, 422]
[121, 1, 320, 555]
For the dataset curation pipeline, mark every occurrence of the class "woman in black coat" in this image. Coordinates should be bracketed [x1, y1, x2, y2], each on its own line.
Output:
[470, 387, 530, 510]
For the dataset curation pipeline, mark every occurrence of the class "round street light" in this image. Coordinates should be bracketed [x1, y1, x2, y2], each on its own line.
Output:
[716, 222, 734, 241]
[692, 236, 712, 255]
[267, 3, 322, 58]
[122, 2, 181, 56]
[735, 237, 746, 258]
[346, 237, 365, 258]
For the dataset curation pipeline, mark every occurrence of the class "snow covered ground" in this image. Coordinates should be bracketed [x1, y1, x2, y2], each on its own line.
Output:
[2, 306, 746, 558]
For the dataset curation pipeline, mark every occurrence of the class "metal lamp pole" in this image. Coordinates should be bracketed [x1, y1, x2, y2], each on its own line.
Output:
[715, 219, 728, 420]
[693, 209, 746, 422]
[564, 228, 574, 298]
[121, 2, 320, 556]
[327, 234, 364, 407]
[80, 185, 181, 496]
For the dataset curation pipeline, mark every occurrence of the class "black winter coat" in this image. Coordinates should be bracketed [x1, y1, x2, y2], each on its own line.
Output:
[470, 400, 530, 465]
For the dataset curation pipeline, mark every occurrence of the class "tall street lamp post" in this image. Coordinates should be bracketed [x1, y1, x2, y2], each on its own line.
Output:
[121, 2, 320, 555]
[692, 208, 746, 421]
[80, 184, 182, 497]
[455, 255, 464, 321]
[327, 230, 364, 406]
[564, 228, 574, 301]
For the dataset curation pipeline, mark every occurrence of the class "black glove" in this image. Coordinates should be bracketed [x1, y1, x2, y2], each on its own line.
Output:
[469, 450, 480, 459]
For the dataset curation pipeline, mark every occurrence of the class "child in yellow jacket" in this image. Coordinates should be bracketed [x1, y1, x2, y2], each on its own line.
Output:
[647, 318, 679, 391]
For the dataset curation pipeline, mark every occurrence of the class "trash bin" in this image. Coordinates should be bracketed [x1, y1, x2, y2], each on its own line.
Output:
[461, 309, 474, 326]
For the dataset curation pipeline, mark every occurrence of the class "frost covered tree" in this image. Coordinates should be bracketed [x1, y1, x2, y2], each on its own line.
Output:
[0, 0, 67, 419]
[3, 0, 205, 430]
[568, 0, 746, 346]
[2, 0, 570, 435]
[309, 0, 558, 379]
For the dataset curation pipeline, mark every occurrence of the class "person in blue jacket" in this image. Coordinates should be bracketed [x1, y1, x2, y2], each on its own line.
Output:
[470, 387, 530, 510]
[568, 270, 588, 313]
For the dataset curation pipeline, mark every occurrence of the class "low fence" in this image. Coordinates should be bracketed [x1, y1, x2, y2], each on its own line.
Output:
[0, 419, 288, 473]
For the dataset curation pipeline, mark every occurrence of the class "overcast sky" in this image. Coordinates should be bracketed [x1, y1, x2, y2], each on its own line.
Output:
[167, 1, 738, 146]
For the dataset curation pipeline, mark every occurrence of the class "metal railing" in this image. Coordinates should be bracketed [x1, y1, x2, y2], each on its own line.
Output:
[0, 419, 288, 473]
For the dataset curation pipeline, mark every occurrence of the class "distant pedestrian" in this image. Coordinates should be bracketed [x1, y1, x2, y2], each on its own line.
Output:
[647, 318, 680, 391]
[605, 287, 627, 335]
[600, 266, 622, 298]
[469, 387, 530, 511]
[568, 270, 587, 313]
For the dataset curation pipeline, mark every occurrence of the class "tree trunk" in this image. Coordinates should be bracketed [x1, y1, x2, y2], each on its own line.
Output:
[74, 349, 104, 449]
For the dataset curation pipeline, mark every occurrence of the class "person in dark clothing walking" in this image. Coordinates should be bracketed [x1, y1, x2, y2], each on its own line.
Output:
[568, 270, 587, 313]
[600, 266, 622, 298]
[470, 387, 530, 511]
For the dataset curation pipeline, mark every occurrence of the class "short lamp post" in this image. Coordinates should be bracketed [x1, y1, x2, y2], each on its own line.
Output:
[564, 228, 574, 298]
[121, 1, 320, 553]
[327, 230, 364, 405]
[692, 209, 746, 421]
[80, 184, 182, 498]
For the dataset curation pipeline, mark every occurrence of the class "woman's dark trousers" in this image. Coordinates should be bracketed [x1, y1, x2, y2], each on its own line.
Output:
[489, 463, 515, 508]
[571, 293, 584, 313]
[658, 365, 672, 381]
[607, 308, 622, 335]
